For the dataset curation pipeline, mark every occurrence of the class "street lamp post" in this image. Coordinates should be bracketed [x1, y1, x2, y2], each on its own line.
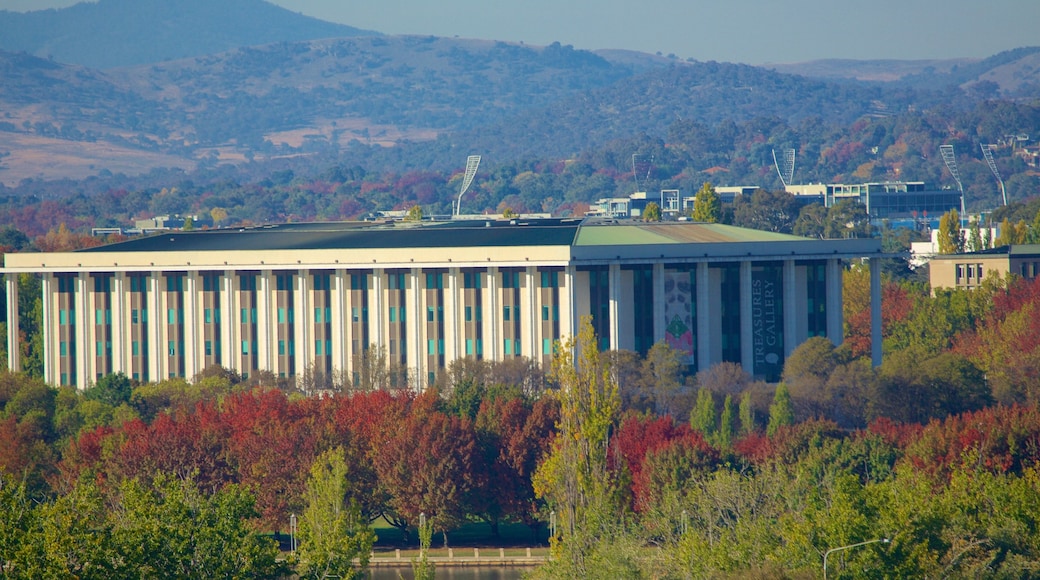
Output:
[823, 538, 889, 580]
[289, 513, 297, 553]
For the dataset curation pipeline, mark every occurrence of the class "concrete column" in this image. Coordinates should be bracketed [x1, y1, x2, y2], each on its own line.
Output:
[331, 269, 347, 375]
[560, 265, 576, 344]
[522, 267, 537, 359]
[445, 268, 460, 363]
[696, 262, 711, 372]
[783, 260, 798, 358]
[826, 258, 844, 346]
[485, 267, 500, 360]
[370, 268, 385, 354]
[111, 273, 126, 374]
[184, 272, 199, 379]
[739, 261, 753, 376]
[294, 271, 311, 376]
[221, 273, 235, 372]
[148, 274, 163, 382]
[5, 274, 20, 372]
[870, 257, 883, 367]
[257, 270, 273, 372]
[652, 263, 666, 345]
[409, 268, 424, 386]
[608, 263, 621, 351]
[41, 274, 54, 384]
[76, 274, 90, 388]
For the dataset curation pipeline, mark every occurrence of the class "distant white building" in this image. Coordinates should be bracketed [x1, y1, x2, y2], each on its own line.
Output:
[910, 224, 999, 268]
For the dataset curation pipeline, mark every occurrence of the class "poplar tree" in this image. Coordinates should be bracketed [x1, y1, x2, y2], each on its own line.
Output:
[297, 448, 375, 580]
[532, 316, 626, 575]
[937, 209, 964, 254]
[690, 388, 716, 437]
[767, 383, 794, 436]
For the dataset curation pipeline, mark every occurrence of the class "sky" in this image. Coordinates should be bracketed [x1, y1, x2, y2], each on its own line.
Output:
[2, 0, 1038, 65]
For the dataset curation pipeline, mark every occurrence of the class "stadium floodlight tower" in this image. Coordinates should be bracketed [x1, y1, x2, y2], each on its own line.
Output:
[772, 148, 796, 188]
[454, 155, 481, 217]
[940, 144, 966, 216]
[981, 144, 1008, 206]
[632, 153, 654, 192]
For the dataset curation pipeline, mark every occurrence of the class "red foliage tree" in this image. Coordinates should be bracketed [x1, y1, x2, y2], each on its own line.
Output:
[373, 410, 479, 543]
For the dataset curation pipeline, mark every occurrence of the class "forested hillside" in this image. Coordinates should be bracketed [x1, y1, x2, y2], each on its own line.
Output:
[0, 0, 376, 69]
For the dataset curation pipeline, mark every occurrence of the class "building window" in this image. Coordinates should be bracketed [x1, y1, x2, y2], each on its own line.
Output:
[540, 270, 559, 288]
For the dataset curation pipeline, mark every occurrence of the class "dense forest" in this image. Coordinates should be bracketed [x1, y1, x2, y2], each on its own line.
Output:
[4, 267, 1040, 577]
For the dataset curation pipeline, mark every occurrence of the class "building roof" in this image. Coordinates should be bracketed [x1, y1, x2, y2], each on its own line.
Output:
[3, 217, 884, 272]
[931, 244, 1040, 259]
[81, 218, 816, 254]
[79, 218, 583, 253]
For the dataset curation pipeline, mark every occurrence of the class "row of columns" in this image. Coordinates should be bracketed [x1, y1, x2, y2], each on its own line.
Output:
[4, 257, 882, 389]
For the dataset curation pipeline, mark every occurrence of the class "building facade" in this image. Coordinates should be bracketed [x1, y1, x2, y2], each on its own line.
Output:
[3, 219, 884, 389]
[929, 245, 1040, 290]
[787, 181, 962, 219]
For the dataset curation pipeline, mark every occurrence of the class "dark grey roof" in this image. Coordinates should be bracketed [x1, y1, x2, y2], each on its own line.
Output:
[81, 219, 583, 253]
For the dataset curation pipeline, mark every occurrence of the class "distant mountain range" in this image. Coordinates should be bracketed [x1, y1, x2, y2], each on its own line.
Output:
[0, 0, 377, 69]
[0, 0, 1038, 189]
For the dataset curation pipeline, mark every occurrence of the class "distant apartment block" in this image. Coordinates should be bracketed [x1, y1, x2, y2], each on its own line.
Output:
[786, 181, 962, 219]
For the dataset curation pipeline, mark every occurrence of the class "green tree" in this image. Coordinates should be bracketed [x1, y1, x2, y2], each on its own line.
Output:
[111, 474, 286, 579]
[406, 205, 424, 222]
[182, 216, 195, 231]
[85, 372, 132, 407]
[642, 201, 661, 222]
[968, 217, 984, 251]
[937, 209, 964, 254]
[411, 514, 435, 580]
[18, 273, 44, 379]
[532, 315, 627, 576]
[642, 341, 684, 416]
[14, 476, 115, 579]
[766, 383, 794, 436]
[297, 448, 376, 580]
[690, 388, 716, 437]
[716, 394, 735, 449]
[690, 182, 721, 223]
[739, 391, 755, 435]
[0, 475, 37, 577]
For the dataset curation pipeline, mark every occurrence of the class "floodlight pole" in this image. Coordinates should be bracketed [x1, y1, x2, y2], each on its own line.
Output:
[981, 144, 1008, 206]
[823, 538, 890, 580]
[940, 144, 965, 216]
[454, 155, 481, 217]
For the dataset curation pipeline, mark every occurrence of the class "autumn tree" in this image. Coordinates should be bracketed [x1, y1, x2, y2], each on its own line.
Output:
[937, 209, 964, 254]
[373, 409, 479, 545]
[690, 182, 721, 223]
[642, 201, 661, 222]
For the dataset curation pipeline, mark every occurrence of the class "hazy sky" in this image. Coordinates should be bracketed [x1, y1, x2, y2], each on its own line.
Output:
[3, 0, 1038, 64]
